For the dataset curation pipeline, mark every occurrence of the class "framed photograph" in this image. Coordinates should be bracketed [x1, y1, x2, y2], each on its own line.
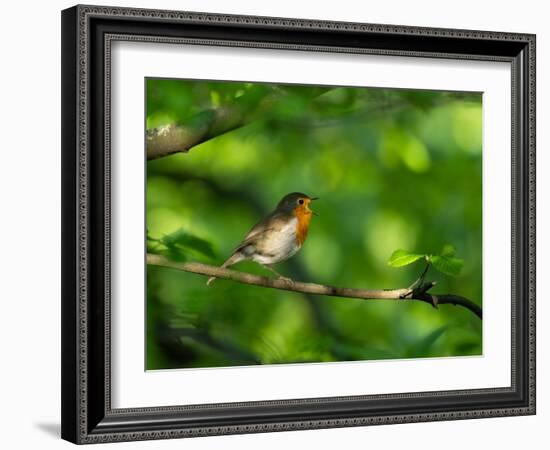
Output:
[61, 4, 536, 444]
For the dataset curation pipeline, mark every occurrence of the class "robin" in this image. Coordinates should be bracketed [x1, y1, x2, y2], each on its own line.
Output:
[207, 192, 318, 285]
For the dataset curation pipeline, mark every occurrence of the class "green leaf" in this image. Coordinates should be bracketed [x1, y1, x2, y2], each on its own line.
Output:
[163, 247, 188, 263]
[160, 228, 216, 259]
[431, 255, 464, 276]
[146, 241, 161, 254]
[440, 244, 456, 257]
[387, 249, 425, 268]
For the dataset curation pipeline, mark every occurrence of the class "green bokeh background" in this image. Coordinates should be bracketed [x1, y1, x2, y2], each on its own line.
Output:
[146, 79, 482, 370]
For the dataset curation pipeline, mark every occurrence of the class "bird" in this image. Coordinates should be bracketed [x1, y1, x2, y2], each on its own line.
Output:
[207, 192, 318, 285]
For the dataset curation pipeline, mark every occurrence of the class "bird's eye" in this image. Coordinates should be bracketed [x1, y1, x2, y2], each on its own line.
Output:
[298, 199, 304, 205]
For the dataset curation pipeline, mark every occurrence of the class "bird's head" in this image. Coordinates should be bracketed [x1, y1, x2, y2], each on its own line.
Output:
[276, 192, 319, 217]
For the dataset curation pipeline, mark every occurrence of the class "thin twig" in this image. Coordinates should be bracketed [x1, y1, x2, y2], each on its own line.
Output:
[407, 261, 431, 291]
[146, 254, 482, 319]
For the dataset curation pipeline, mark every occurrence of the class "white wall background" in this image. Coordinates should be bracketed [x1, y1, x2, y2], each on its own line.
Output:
[0, 0, 545, 448]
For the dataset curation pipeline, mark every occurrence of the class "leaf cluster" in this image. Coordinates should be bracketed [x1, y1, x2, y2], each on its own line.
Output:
[387, 244, 464, 277]
[147, 228, 216, 262]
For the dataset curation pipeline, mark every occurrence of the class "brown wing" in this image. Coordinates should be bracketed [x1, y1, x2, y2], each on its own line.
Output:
[233, 210, 292, 254]
[207, 210, 292, 286]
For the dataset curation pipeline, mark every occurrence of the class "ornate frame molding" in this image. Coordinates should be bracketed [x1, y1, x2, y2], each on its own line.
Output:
[61, 5, 536, 444]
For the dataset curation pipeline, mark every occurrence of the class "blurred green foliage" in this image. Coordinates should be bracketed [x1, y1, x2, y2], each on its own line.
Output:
[146, 78, 483, 370]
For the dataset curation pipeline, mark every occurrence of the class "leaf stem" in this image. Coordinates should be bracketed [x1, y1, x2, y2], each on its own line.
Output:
[407, 261, 431, 292]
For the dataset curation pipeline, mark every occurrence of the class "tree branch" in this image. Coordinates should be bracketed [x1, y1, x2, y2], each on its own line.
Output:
[146, 85, 330, 160]
[147, 254, 482, 319]
[146, 89, 474, 161]
[146, 107, 246, 160]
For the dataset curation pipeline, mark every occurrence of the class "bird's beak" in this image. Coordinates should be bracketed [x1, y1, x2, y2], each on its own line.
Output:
[309, 197, 319, 216]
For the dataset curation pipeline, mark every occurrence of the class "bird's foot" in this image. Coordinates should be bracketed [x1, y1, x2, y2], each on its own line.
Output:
[277, 275, 294, 286]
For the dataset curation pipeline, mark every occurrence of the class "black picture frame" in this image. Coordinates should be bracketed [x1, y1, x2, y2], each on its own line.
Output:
[61, 4, 536, 444]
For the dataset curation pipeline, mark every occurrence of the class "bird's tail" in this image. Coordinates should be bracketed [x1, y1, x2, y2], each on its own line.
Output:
[206, 252, 244, 286]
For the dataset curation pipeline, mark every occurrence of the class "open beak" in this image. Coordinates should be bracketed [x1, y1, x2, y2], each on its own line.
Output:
[309, 197, 319, 216]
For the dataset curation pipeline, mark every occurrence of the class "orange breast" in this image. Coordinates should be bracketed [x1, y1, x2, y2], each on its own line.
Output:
[294, 207, 312, 246]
